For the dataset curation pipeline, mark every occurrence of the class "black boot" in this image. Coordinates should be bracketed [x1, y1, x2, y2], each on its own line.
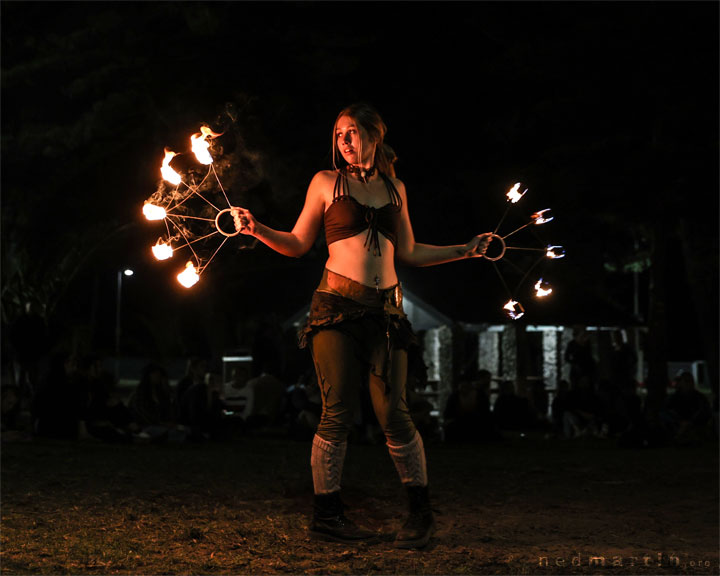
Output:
[394, 484, 436, 549]
[310, 492, 377, 543]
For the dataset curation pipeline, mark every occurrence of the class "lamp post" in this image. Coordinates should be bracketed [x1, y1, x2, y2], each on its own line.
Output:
[115, 268, 134, 382]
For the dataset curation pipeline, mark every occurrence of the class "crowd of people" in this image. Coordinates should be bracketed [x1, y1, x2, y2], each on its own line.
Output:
[1, 328, 716, 449]
[442, 327, 716, 448]
[0, 350, 326, 445]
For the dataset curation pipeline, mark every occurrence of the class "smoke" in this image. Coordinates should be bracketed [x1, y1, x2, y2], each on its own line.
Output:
[143, 100, 267, 265]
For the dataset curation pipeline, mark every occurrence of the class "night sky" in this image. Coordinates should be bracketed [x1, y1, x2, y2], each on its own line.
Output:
[2, 2, 718, 367]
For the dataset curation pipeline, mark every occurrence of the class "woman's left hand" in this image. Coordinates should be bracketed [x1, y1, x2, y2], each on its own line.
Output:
[460, 233, 493, 258]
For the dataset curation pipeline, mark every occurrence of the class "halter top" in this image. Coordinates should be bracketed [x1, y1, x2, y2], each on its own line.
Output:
[324, 168, 402, 256]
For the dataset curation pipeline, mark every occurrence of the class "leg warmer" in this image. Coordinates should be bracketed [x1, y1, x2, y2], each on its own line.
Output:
[311, 434, 348, 495]
[387, 430, 428, 487]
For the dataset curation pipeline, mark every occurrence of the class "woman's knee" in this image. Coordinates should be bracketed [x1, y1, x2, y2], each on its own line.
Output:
[382, 412, 417, 445]
[317, 409, 355, 444]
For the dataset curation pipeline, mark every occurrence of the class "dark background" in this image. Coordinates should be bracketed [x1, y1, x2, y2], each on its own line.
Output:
[2, 1, 718, 376]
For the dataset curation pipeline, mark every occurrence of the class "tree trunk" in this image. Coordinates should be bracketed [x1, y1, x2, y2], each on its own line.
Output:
[644, 222, 669, 418]
[678, 218, 719, 396]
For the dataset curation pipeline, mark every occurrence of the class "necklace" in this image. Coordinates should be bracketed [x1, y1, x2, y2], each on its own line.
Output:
[346, 164, 376, 184]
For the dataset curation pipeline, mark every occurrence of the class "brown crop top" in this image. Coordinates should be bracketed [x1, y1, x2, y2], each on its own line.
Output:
[324, 168, 402, 256]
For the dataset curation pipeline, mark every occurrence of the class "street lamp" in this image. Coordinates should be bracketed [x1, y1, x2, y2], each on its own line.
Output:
[115, 268, 134, 381]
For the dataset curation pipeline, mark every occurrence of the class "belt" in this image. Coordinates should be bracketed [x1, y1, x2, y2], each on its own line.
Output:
[317, 268, 403, 310]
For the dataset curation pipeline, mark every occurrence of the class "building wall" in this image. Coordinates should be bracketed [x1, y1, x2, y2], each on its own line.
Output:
[423, 325, 454, 414]
[478, 330, 500, 376]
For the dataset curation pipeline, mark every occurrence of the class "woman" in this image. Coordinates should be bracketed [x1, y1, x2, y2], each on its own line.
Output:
[232, 103, 491, 548]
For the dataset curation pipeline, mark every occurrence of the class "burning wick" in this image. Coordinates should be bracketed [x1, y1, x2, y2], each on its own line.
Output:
[143, 202, 167, 221]
[531, 209, 554, 225]
[177, 261, 200, 288]
[546, 245, 566, 259]
[161, 148, 182, 185]
[506, 182, 527, 204]
[534, 278, 553, 297]
[191, 126, 221, 165]
[151, 239, 173, 261]
[503, 299, 525, 320]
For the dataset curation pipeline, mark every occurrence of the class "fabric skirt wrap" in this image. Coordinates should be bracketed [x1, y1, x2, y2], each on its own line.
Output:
[298, 268, 417, 352]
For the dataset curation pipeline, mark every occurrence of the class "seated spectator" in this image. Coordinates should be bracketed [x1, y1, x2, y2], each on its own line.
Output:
[176, 356, 207, 406]
[129, 363, 186, 443]
[661, 371, 712, 445]
[444, 370, 498, 442]
[1, 383, 29, 441]
[237, 366, 287, 431]
[179, 371, 233, 441]
[33, 352, 84, 440]
[285, 368, 322, 441]
[80, 354, 133, 443]
[493, 379, 536, 432]
[407, 386, 439, 443]
[406, 346, 439, 441]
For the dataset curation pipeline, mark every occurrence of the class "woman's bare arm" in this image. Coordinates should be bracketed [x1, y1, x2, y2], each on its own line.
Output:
[232, 171, 330, 258]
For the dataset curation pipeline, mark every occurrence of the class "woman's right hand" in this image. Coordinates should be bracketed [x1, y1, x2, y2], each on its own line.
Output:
[460, 232, 493, 258]
[231, 207, 258, 236]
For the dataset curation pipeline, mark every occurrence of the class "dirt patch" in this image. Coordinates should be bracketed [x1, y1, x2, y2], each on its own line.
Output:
[1, 434, 717, 574]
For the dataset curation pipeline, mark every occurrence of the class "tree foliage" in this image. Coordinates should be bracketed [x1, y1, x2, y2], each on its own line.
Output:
[1, 3, 716, 377]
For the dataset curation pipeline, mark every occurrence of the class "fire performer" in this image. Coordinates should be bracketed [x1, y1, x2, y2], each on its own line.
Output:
[232, 103, 491, 548]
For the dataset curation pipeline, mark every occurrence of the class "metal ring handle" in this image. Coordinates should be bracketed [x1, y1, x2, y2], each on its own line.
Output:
[481, 233, 506, 261]
[215, 208, 242, 237]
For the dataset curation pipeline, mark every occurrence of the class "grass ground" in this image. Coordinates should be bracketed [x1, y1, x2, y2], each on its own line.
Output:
[1, 432, 718, 575]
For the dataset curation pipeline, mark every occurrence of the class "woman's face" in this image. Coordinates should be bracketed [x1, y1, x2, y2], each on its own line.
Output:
[336, 115, 375, 166]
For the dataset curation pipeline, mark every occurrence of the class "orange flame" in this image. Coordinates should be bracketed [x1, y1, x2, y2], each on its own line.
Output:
[532, 209, 554, 225]
[161, 148, 182, 185]
[503, 299, 525, 320]
[534, 278, 553, 297]
[190, 126, 221, 165]
[177, 261, 200, 288]
[151, 239, 173, 261]
[506, 182, 527, 204]
[143, 202, 167, 221]
[546, 245, 566, 259]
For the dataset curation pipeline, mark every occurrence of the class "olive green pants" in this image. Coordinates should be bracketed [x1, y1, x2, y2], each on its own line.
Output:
[310, 315, 416, 445]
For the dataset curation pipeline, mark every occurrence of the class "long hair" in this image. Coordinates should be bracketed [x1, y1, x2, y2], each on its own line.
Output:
[331, 102, 397, 177]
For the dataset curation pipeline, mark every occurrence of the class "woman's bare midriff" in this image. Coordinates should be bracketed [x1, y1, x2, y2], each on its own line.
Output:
[326, 234, 398, 289]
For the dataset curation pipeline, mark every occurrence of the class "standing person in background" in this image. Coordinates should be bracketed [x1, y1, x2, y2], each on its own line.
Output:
[232, 103, 492, 548]
[564, 326, 596, 390]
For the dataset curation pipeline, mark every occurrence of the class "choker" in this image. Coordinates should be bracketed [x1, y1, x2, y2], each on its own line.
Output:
[346, 164, 376, 183]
